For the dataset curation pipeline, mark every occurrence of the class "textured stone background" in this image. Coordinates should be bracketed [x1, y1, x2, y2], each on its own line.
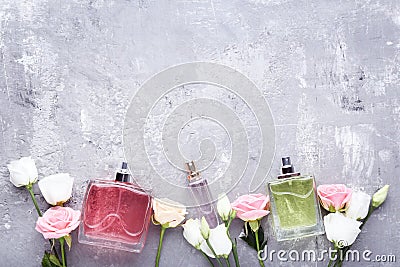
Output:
[0, 0, 399, 266]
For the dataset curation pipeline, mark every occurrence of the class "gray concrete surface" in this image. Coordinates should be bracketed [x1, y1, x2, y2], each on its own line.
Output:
[0, 0, 399, 266]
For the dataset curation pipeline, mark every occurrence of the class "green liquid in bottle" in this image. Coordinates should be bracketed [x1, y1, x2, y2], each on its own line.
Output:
[270, 176, 317, 229]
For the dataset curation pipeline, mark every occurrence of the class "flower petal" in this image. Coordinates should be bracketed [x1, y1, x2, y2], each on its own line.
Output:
[38, 173, 74, 205]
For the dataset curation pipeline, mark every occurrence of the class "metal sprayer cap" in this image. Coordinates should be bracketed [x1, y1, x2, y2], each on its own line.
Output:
[185, 161, 200, 181]
[116, 162, 130, 182]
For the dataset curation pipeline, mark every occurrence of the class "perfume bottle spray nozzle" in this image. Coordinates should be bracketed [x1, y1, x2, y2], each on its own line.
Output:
[278, 156, 301, 179]
[282, 157, 291, 166]
[185, 161, 200, 181]
[281, 157, 295, 174]
[116, 162, 130, 182]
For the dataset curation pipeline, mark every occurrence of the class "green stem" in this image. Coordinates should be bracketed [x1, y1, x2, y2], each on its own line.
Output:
[254, 229, 265, 267]
[334, 248, 343, 267]
[156, 226, 166, 267]
[225, 217, 240, 267]
[333, 257, 342, 267]
[337, 247, 348, 267]
[26, 184, 61, 261]
[231, 239, 240, 267]
[25, 184, 42, 216]
[59, 237, 66, 267]
[206, 239, 223, 267]
[226, 217, 233, 230]
[201, 250, 215, 267]
[328, 257, 334, 267]
[328, 244, 340, 267]
[225, 256, 231, 267]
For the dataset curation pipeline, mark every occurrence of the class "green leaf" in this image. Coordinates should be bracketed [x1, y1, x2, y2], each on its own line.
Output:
[49, 254, 62, 267]
[239, 222, 266, 251]
[42, 251, 62, 267]
[42, 252, 52, 267]
[64, 234, 72, 251]
[261, 238, 268, 250]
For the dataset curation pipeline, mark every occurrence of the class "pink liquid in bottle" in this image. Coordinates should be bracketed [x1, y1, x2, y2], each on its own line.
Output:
[78, 163, 152, 252]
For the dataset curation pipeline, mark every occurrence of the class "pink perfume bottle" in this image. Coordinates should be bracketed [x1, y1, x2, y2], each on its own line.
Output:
[78, 162, 152, 252]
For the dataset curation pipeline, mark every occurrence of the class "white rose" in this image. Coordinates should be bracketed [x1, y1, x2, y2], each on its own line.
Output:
[38, 173, 74, 205]
[217, 193, 232, 221]
[7, 156, 38, 187]
[201, 224, 232, 258]
[182, 218, 205, 249]
[324, 212, 362, 247]
[345, 191, 371, 220]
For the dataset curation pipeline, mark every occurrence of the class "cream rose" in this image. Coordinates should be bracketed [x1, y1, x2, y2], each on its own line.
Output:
[152, 198, 186, 228]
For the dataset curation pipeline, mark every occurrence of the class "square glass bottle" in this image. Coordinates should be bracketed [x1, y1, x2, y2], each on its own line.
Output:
[78, 162, 152, 252]
[268, 157, 324, 241]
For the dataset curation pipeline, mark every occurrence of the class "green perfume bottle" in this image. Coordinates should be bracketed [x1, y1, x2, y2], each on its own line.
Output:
[268, 157, 324, 241]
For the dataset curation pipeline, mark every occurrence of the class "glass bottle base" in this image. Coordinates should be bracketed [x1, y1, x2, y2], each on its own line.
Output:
[274, 224, 325, 241]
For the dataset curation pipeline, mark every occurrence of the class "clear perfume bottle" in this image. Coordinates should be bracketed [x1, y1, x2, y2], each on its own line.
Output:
[78, 162, 152, 252]
[185, 161, 219, 228]
[268, 157, 324, 241]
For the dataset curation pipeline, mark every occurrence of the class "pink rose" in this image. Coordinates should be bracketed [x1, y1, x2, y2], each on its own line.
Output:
[35, 206, 81, 239]
[317, 184, 352, 212]
[231, 193, 270, 221]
